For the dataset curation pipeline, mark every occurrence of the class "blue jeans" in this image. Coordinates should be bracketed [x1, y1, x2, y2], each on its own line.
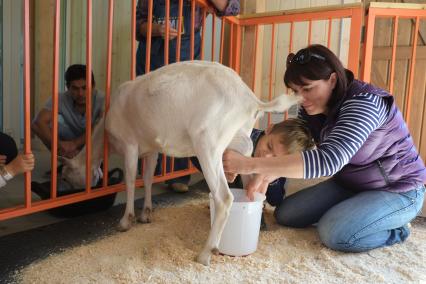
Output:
[274, 178, 425, 252]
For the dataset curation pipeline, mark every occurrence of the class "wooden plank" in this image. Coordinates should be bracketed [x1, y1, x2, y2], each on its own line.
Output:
[412, 60, 426, 157]
[373, 45, 426, 60]
[236, 2, 362, 20]
[369, 2, 426, 10]
[393, 18, 413, 127]
[371, 17, 393, 90]
[240, 0, 265, 101]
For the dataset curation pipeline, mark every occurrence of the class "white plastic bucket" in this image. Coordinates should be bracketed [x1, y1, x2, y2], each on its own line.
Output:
[209, 188, 265, 256]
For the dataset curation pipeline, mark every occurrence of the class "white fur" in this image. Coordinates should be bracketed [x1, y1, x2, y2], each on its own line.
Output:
[62, 60, 299, 266]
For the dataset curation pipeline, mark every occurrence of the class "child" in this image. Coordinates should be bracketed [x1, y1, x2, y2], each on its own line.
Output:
[191, 118, 315, 228]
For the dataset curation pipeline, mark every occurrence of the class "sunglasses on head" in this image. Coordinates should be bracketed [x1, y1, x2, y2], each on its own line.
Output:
[286, 49, 326, 67]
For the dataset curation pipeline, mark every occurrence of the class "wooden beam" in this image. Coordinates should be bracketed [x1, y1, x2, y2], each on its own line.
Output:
[237, 2, 362, 20]
[369, 2, 426, 10]
[372, 46, 426, 60]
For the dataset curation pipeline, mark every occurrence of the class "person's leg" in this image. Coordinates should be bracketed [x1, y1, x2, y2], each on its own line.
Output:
[165, 157, 190, 192]
[0, 132, 18, 164]
[317, 185, 425, 252]
[274, 178, 356, 227]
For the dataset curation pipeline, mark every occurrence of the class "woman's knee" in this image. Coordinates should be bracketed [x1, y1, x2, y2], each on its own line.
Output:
[317, 213, 359, 252]
[274, 202, 313, 228]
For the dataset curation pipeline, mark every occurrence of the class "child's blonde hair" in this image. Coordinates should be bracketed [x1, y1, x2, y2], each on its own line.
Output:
[269, 118, 315, 153]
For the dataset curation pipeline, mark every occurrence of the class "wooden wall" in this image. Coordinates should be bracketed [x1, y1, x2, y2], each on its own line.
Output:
[366, 1, 426, 164]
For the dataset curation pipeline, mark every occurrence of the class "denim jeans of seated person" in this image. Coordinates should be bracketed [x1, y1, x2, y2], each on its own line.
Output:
[274, 178, 425, 252]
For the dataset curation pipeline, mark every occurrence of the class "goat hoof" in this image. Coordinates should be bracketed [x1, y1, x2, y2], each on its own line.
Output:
[118, 215, 134, 231]
[138, 208, 152, 224]
[196, 252, 211, 266]
[211, 248, 220, 255]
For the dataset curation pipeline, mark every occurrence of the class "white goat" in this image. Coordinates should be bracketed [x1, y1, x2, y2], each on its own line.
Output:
[61, 60, 298, 266]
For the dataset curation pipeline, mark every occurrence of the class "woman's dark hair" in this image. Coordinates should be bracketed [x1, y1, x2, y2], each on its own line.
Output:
[65, 64, 95, 89]
[284, 44, 354, 111]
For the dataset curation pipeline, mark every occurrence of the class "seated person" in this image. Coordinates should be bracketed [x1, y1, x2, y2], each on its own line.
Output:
[191, 118, 315, 229]
[31, 65, 121, 210]
[32, 64, 104, 160]
[0, 132, 35, 188]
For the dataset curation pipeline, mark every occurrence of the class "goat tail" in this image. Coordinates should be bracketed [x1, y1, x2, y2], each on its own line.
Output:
[257, 94, 301, 113]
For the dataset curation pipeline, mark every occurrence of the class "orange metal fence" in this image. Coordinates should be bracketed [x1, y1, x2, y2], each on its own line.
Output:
[0, 1, 363, 220]
[361, 3, 426, 127]
[361, 5, 426, 214]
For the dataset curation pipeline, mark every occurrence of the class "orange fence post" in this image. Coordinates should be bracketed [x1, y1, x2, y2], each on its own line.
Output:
[388, 16, 399, 95]
[268, 23, 276, 125]
[404, 16, 420, 126]
[50, 0, 61, 199]
[103, 0, 114, 188]
[145, 0, 153, 74]
[85, 0, 93, 192]
[23, 0, 32, 207]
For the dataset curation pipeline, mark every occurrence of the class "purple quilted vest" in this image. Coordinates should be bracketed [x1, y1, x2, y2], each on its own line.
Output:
[302, 80, 426, 193]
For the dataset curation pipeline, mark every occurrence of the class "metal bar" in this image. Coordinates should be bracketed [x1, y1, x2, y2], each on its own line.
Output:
[389, 16, 399, 95]
[268, 24, 276, 125]
[103, 0, 114, 188]
[165, 0, 170, 65]
[50, 0, 61, 199]
[85, 0, 93, 192]
[211, 15, 216, 61]
[176, 0, 183, 62]
[405, 16, 420, 126]
[284, 21, 294, 120]
[190, 0, 195, 60]
[234, 24, 242, 74]
[361, 9, 376, 82]
[145, 0, 153, 73]
[219, 18, 225, 63]
[201, 8, 207, 60]
[251, 25, 258, 91]
[308, 19, 312, 45]
[23, 0, 32, 207]
[131, 0, 136, 79]
[327, 18, 332, 48]
[229, 23, 234, 68]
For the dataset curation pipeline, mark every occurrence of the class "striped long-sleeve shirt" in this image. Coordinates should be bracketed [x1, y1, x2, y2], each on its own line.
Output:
[301, 93, 389, 179]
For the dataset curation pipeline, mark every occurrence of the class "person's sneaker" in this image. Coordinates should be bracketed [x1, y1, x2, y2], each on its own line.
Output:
[169, 182, 189, 193]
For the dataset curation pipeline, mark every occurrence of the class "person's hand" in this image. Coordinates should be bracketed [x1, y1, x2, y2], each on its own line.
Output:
[151, 23, 178, 39]
[4, 153, 35, 176]
[58, 140, 79, 158]
[0, 155, 6, 167]
[222, 150, 252, 175]
[225, 172, 237, 183]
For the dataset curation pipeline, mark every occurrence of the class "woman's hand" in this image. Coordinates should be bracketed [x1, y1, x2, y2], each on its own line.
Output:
[222, 150, 253, 176]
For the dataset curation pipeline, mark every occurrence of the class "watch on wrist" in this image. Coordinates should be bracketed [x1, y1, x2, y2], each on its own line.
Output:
[0, 166, 13, 181]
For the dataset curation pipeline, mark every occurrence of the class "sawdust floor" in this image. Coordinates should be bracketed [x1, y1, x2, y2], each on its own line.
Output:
[15, 187, 426, 284]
